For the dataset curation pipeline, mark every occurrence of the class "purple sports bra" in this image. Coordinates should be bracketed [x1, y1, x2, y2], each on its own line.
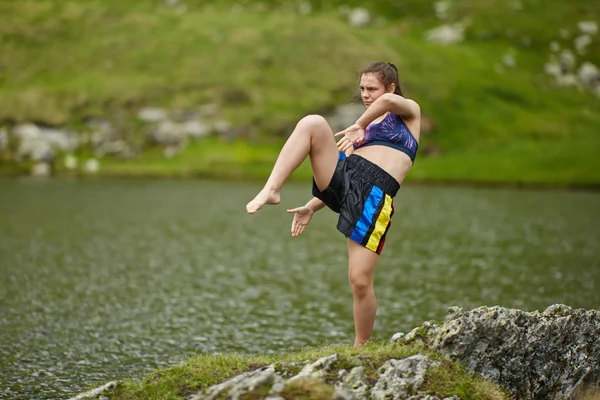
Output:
[355, 113, 419, 162]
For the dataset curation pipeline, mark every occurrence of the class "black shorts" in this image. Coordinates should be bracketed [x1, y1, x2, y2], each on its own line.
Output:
[312, 152, 400, 255]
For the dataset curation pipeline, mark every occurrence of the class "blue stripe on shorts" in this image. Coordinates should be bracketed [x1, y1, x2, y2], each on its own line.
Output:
[349, 185, 383, 244]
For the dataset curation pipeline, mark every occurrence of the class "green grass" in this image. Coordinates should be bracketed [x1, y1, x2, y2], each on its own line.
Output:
[0, 2, 392, 128]
[425, 361, 509, 400]
[278, 378, 335, 400]
[104, 341, 508, 400]
[1, 0, 599, 184]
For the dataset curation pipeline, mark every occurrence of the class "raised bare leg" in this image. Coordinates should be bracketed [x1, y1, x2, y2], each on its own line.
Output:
[246, 115, 339, 214]
[347, 238, 379, 347]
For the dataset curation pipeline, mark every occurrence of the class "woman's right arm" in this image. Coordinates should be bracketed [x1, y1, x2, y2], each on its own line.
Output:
[287, 197, 326, 237]
[305, 197, 326, 212]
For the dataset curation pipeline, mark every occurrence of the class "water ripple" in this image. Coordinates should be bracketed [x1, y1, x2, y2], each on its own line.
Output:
[0, 180, 598, 399]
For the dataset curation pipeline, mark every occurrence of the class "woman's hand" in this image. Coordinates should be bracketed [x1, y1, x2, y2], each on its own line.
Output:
[335, 123, 365, 152]
[287, 206, 314, 237]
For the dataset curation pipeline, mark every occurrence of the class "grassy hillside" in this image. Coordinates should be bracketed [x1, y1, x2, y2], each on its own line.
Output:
[1, 0, 599, 185]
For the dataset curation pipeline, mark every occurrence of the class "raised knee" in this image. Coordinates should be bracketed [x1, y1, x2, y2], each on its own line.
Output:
[298, 114, 328, 130]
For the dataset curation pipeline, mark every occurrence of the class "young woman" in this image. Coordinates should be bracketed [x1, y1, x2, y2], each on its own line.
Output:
[246, 61, 421, 346]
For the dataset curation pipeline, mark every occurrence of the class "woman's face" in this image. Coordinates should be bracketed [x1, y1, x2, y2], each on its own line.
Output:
[359, 73, 394, 108]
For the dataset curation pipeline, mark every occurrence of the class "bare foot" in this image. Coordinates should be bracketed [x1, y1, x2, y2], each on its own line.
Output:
[246, 188, 281, 214]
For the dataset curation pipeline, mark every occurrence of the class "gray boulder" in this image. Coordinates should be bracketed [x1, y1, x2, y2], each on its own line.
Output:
[197, 365, 283, 400]
[425, 23, 465, 45]
[14, 124, 53, 162]
[0, 127, 7, 150]
[326, 103, 366, 133]
[398, 304, 600, 400]
[67, 381, 117, 400]
[348, 8, 371, 28]
[137, 107, 169, 122]
[370, 355, 440, 400]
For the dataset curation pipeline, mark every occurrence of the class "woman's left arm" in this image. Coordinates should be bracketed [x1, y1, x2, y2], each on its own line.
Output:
[336, 94, 420, 150]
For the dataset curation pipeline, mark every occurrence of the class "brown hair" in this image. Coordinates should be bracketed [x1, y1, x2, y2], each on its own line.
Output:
[359, 61, 403, 96]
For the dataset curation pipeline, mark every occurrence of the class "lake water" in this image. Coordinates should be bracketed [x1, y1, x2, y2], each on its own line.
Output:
[0, 179, 599, 399]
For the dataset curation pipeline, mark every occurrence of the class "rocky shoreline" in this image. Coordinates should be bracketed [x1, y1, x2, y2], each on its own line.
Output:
[0, 103, 372, 178]
[71, 304, 600, 400]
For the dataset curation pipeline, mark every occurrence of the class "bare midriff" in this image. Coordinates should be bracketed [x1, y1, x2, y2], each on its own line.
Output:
[353, 145, 414, 185]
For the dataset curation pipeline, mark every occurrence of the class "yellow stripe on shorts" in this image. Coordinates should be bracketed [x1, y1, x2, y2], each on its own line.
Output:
[365, 194, 393, 252]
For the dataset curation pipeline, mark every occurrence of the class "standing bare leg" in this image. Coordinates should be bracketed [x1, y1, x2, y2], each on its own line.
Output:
[246, 115, 339, 214]
[347, 238, 379, 347]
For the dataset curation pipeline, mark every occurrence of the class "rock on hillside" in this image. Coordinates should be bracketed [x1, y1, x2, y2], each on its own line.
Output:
[189, 353, 456, 400]
[396, 304, 600, 400]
